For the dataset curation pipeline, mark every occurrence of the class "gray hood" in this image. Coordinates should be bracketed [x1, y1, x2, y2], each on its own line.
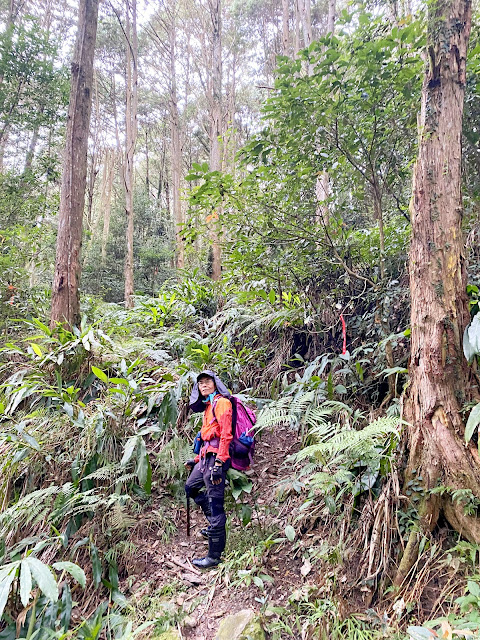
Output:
[189, 369, 232, 413]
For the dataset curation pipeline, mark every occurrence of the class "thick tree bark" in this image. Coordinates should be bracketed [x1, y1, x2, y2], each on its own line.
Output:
[123, 0, 138, 309]
[209, 0, 222, 281]
[396, 0, 476, 585]
[50, 0, 99, 329]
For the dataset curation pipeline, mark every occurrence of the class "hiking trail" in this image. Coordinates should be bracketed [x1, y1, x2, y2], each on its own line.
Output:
[121, 426, 318, 639]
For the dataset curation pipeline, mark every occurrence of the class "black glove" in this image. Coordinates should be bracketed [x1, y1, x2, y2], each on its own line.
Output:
[185, 459, 195, 471]
[211, 460, 223, 484]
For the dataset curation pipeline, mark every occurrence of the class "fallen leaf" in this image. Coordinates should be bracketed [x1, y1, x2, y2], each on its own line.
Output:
[301, 558, 312, 577]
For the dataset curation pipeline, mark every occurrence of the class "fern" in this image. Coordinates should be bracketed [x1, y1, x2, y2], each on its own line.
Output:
[108, 503, 136, 532]
[0, 486, 60, 537]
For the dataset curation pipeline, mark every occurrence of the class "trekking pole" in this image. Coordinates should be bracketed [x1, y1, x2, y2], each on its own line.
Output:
[186, 462, 194, 537]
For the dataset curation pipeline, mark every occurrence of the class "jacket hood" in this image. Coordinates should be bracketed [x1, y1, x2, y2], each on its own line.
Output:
[189, 369, 232, 413]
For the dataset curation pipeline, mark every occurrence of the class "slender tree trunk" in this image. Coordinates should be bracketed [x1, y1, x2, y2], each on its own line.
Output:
[101, 150, 115, 264]
[144, 130, 150, 195]
[86, 70, 100, 229]
[209, 0, 222, 281]
[327, 0, 336, 34]
[169, 0, 184, 270]
[294, 0, 300, 54]
[300, 0, 312, 47]
[23, 122, 41, 174]
[123, 0, 138, 309]
[372, 185, 385, 281]
[50, 0, 99, 329]
[316, 0, 336, 225]
[282, 0, 289, 55]
[395, 0, 477, 585]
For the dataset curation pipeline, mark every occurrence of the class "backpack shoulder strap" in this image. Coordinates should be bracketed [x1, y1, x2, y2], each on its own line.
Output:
[211, 395, 236, 437]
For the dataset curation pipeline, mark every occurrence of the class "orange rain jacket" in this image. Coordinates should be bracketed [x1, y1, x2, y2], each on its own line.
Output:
[195, 394, 233, 463]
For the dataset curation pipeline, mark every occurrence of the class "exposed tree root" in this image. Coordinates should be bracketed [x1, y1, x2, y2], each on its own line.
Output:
[395, 406, 480, 585]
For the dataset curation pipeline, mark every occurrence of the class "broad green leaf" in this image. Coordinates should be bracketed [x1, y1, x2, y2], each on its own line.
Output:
[464, 326, 476, 362]
[465, 403, 480, 443]
[467, 580, 480, 597]
[26, 556, 58, 602]
[60, 583, 72, 631]
[121, 436, 138, 467]
[19, 430, 40, 450]
[20, 559, 32, 607]
[285, 525, 296, 542]
[63, 402, 74, 418]
[136, 438, 149, 487]
[252, 576, 264, 589]
[143, 454, 152, 495]
[30, 343, 42, 357]
[91, 366, 108, 383]
[0, 566, 17, 619]
[464, 313, 480, 361]
[268, 289, 276, 305]
[108, 377, 129, 386]
[327, 373, 334, 400]
[111, 589, 129, 610]
[52, 562, 86, 588]
[406, 626, 436, 640]
[90, 543, 102, 588]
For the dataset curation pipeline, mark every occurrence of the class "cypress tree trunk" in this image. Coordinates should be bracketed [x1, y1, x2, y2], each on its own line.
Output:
[169, 0, 184, 270]
[396, 0, 477, 585]
[209, 0, 222, 281]
[50, 0, 99, 329]
[282, 0, 289, 55]
[123, 0, 138, 309]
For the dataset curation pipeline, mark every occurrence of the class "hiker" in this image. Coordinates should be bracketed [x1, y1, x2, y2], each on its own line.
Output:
[185, 370, 233, 569]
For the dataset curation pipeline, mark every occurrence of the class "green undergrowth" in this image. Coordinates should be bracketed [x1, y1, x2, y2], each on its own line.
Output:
[0, 281, 479, 639]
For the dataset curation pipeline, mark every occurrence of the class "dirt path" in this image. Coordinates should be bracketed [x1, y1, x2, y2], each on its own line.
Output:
[123, 426, 314, 639]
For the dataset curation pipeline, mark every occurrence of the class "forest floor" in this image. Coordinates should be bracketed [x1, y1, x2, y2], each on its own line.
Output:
[119, 426, 323, 639]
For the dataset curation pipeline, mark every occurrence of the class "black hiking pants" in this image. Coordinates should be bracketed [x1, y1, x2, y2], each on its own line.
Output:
[185, 453, 230, 531]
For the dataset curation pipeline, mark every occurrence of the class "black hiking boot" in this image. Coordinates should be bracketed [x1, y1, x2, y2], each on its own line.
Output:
[192, 528, 226, 569]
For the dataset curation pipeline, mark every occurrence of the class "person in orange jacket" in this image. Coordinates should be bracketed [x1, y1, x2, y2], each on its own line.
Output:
[185, 370, 233, 568]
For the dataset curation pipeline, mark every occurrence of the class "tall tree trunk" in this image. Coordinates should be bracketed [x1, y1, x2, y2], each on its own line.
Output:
[50, 0, 99, 329]
[86, 70, 100, 229]
[209, 0, 222, 281]
[300, 0, 312, 47]
[327, 0, 336, 34]
[23, 120, 41, 174]
[123, 0, 138, 309]
[282, 0, 289, 55]
[294, 0, 300, 54]
[169, 0, 184, 270]
[101, 149, 115, 264]
[395, 0, 477, 585]
[316, 0, 336, 225]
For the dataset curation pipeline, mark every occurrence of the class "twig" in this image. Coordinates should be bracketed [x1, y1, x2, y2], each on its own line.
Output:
[167, 554, 202, 576]
[202, 582, 217, 619]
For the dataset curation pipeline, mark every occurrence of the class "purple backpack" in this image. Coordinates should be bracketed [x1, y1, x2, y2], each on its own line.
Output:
[212, 396, 256, 471]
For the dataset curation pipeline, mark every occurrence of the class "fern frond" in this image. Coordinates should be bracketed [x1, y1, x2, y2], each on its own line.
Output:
[107, 503, 136, 531]
[0, 485, 60, 536]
